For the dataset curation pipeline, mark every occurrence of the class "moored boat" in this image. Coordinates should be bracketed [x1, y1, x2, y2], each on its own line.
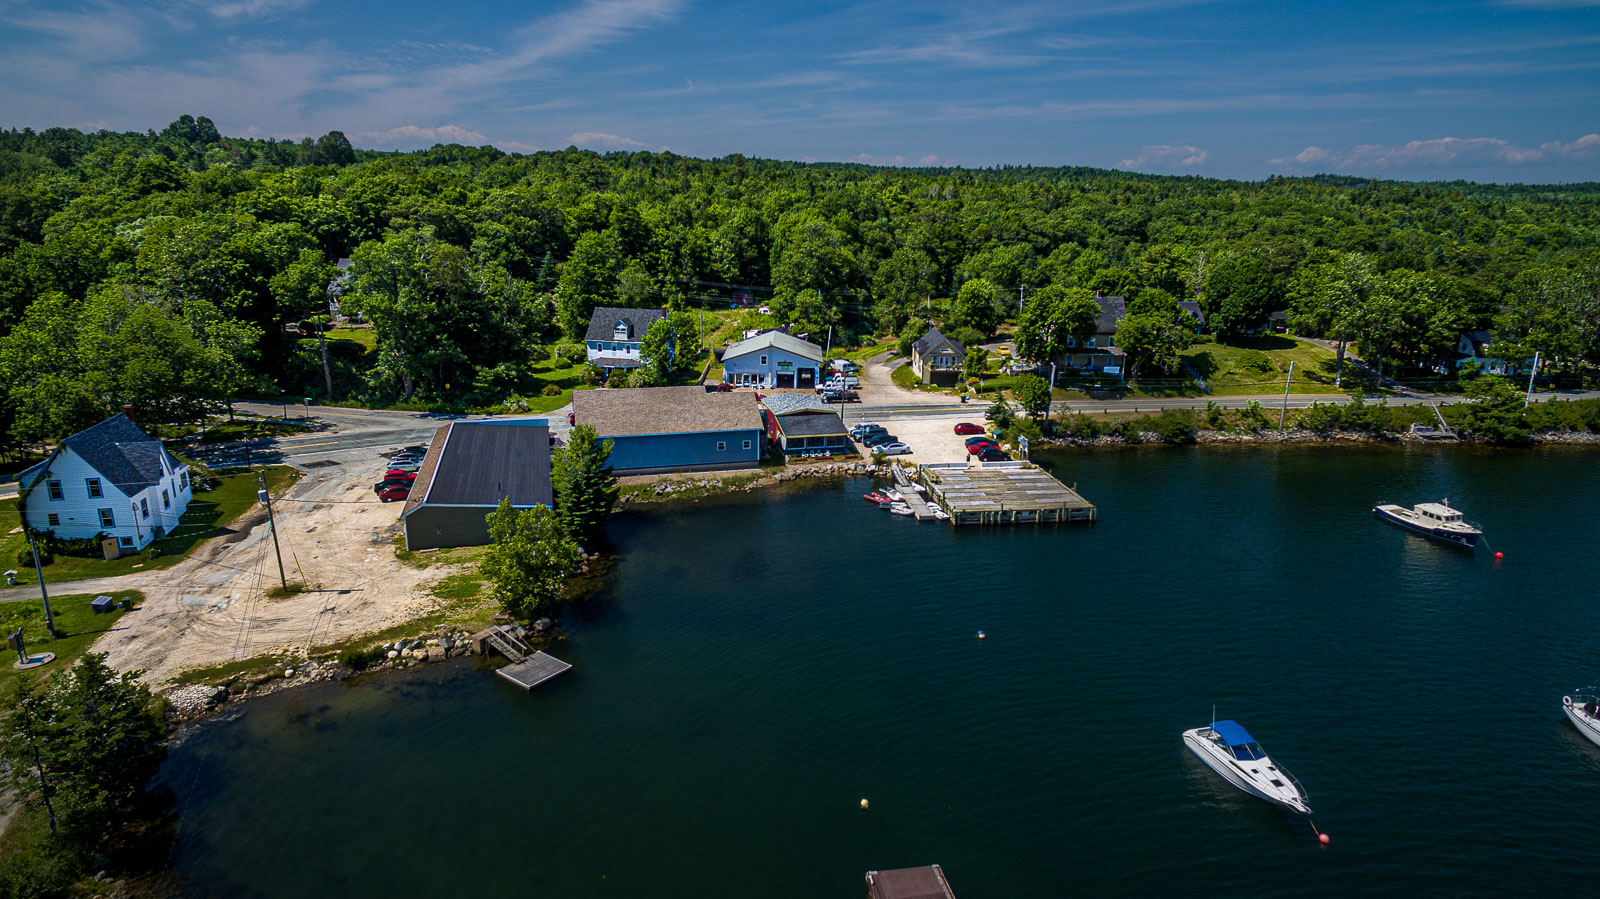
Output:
[1183, 719, 1311, 814]
[1373, 499, 1482, 548]
[1563, 694, 1600, 749]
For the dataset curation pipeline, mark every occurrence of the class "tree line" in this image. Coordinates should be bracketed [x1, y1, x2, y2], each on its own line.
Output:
[2, 117, 1598, 445]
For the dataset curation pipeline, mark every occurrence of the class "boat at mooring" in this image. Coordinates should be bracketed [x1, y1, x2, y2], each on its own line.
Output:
[1563, 694, 1600, 749]
[1373, 499, 1482, 548]
[1183, 719, 1312, 814]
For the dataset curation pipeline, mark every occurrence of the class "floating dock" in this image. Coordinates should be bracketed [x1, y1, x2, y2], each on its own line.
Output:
[890, 463, 942, 521]
[917, 461, 1095, 525]
[866, 865, 958, 899]
[495, 651, 572, 691]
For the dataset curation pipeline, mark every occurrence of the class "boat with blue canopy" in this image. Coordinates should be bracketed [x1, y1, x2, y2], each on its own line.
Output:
[1183, 718, 1311, 814]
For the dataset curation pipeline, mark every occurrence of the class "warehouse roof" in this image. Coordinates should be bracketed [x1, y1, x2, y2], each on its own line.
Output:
[574, 386, 759, 437]
[402, 419, 552, 517]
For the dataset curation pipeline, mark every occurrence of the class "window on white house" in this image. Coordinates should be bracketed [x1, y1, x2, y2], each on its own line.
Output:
[119, 537, 133, 548]
[47, 480, 63, 501]
[47, 513, 59, 527]
[140, 498, 149, 519]
[182, 471, 190, 491]
[162, 489, 171, 509]
[99, 508, 115, 528]
[86, 478, 102, 498]
[717, 441, 727, 451]
[743, 440, 752, 449]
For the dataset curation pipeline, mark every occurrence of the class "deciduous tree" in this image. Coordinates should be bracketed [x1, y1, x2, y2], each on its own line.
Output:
[480, 499, 580, 619]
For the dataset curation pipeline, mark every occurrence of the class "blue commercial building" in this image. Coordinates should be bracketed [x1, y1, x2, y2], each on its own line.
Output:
[721, 331, 825, 389]
[572, 386, 763, 475]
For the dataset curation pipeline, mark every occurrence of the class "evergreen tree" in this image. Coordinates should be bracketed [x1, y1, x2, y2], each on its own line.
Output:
[552, 425, 620, 544]
[480, 499, 580, 619]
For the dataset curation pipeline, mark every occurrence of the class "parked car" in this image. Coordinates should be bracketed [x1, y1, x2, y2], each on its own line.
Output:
[400, 445, 428, 456]
[964, 435, 999, 448]
[966, 442, 1000, 456]
[875, 442, 912, 455]
[383, 469, 418, 481]
[376, 484, 410, 502]
[820, 389, 859, 403]
[953, 422, 984, 435]
[387, 460, 421, 472]
[848, 422, 882, 439]
[975, 448, 1011, 462]
[861, 431, 896, 447]
[823, 374, 860, 389]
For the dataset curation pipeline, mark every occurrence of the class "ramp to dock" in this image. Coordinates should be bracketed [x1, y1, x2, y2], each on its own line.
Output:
[890, 463, 942, 521]
[496, 651, 572, 691]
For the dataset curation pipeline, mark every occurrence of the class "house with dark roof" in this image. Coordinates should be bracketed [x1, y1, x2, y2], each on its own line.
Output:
[401, 419, 553, 551]
[1061, 295, 1127, 377]
[17, 413, 193, 555]
[759, 394, 849, 456]
[585, 307, 665, 373]
[721, 331, 824, 389]
[1177, 300, 1206, 334]
[573, 386, 762, 474]
[910, 328, 966, 385]
[1454, 330, 1522, 375]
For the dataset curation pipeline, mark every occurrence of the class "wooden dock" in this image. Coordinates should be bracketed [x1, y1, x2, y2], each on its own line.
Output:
[890, 463, 942, 521]
[496, 651, 572, 691]
[866, 865, 958, 899]
[917, 461, 1095, 526]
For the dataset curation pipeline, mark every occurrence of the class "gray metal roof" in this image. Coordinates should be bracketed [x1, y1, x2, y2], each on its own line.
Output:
[760, 393, 830, 415]
[584, 306, 664, 343]
[403, 420, 552, 514]
[722, 330, 824, 363]
[775, 411, 847, 438]
[24, 413, 184, 495]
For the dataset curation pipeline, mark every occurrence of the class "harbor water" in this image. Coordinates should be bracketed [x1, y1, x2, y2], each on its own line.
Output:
[157, 445, 1600, 897]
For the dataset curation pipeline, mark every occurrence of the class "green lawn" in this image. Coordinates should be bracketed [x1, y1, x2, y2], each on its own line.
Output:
[1, 466, 299, 585]
[0, 590, 142, 691]
[324, 327, 376, 350]
[1115, 335, 1356, 398]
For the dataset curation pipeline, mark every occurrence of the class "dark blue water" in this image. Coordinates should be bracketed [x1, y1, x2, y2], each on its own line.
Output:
[157, 446, 1600, 897]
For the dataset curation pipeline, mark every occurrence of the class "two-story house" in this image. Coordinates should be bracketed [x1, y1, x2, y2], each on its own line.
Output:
[585, 307, 665, 375]
[721, 331, 824, 389]
[910, 328, 966, 386]
[1062, 295, 1127, 377]
[18, 412, 193, 555]
[1454, 330, 1521, 375]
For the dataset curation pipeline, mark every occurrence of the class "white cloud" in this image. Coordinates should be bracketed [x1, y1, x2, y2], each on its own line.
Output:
[1498, 0, 1600, 8]
[1120, 145, 1209, 169]
[567, 131, 649, 149]
[206, 0, 314, 21]
[1270, 134, 1600, 169]
[841, 152, 947, 167]
[360, 124, 491, 148]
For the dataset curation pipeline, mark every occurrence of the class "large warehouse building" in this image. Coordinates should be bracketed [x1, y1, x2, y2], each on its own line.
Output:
[401, 419, 552, 551]
[572, 386, 762, 475]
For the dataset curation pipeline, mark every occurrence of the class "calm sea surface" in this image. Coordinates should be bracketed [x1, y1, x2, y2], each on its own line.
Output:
[157, 446, 1600, 898]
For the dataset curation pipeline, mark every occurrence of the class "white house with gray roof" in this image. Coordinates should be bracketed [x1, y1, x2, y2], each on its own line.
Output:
[17, 413, 193, 553]
[585, 306, 665, 373]
[721, 331, 824, 389]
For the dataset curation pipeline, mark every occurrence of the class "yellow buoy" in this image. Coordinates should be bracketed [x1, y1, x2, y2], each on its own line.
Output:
[860, 798, 869, 810]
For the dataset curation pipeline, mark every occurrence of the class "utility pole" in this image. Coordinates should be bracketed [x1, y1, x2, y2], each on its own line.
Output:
[1524, 351, 1541, 407]
[1018, 286, 1026, 313]
[24, 531, 56, 636]
[1279, 361, 1295, 430]
[1048, 362, 1057, 423]
[258, 472, 287, 590]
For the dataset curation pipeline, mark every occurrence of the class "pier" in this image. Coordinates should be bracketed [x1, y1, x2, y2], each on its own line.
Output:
[496, 651, 572, 691]
[917, 461, 1096, 525]
[890, 463, 942, 521]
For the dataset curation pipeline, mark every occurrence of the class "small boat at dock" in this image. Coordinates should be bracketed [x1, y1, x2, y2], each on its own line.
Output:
[1183, 719, 1311, 814]
[1563, 694, 1600, 749]
[1373, 499, 1481, 548]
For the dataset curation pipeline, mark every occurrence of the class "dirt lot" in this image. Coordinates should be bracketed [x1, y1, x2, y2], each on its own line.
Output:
[8, 457, 459, 686]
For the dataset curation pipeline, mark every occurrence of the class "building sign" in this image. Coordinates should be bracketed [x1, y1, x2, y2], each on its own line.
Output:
[1103, 365, 1122, 375]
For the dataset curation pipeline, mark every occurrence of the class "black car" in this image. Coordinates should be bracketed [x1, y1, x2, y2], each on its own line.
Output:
[821, 389, 859, 403]
[976, 448, 1011, 462]
[862, 431, 896, 447]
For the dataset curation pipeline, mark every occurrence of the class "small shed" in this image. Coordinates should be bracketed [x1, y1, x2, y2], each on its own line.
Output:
[866, 865, 957, 899]
[759, 394, 849, 456]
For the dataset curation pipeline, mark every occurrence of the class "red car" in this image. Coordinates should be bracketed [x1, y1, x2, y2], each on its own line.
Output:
[376, 484, 410, 502]
[383, 469, 418, 481]
[953, 422, 984, 435]
[966, 440, 1001, 455]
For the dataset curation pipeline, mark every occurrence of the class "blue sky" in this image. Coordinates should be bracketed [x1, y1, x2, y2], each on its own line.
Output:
[1, 0, 1597, 182]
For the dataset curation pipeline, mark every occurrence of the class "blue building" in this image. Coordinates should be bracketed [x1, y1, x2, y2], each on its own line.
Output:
[721, 331, 824, 389]
[573, 386, 763, 475]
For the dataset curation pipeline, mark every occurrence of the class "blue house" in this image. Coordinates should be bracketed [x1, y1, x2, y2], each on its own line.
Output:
[721, 331, 824, 389]
[573, 386, 763, 475]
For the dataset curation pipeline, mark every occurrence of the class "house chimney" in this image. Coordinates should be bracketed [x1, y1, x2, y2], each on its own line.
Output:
[123, 404, 135, 420]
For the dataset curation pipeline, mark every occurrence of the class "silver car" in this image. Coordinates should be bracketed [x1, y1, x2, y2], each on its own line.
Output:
[875, 442, 912, 455]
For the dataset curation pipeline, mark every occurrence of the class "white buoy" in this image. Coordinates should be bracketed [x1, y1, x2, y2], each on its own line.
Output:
[977, 630, 986, 640]
[860, 798, 869, 810]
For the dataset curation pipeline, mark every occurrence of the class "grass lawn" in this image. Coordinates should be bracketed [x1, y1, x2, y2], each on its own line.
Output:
[1, 466, 299, 585]
[1123, 335, 1356, 397]
[891, 364, 922, 389]
[0, 589, 142, 691]
[836, 339, 894, 364]
[324, 327, 376, 350]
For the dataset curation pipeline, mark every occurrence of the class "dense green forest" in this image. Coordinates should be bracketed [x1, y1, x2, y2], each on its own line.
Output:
[1, 116, 1597, 447]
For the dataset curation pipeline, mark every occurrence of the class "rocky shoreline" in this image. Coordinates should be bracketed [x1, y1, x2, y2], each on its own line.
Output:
[617, 461, 890, 503]
[1037, 427, 1600, 448]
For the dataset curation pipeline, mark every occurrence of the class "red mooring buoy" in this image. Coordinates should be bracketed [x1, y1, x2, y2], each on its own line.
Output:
[1495, 552, 1504, 559]
[1319, 833, 1330, 845]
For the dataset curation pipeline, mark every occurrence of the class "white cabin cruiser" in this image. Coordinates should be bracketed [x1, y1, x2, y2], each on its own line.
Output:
[1183, 720, 1312, 814]
[1563, 694, 1600, 749]
[1373, 499, 1482, 548]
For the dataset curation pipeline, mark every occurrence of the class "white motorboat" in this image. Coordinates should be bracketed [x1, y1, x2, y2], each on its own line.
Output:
[1183, 719, 1312, 814]
[1373, 499, 1481, 548]
[888, 503, 914, 516]
[1563, 694, 1600, 749]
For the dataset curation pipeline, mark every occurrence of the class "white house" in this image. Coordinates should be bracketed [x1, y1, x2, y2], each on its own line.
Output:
[721, 331, 824, 389]
[18, 413, 193, 554]
[585, 306, 665, 374]
[1454, 330, 1520, 375]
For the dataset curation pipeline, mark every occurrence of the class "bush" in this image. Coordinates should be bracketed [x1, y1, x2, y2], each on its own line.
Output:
[16, 547, 48, 567]
[1204, 400, 1225, 429]
[558, 343, 588, 365]
[1065, 414, 1101, 440]
[1150, 409, 1198, 444]
[1104, 418, 1139, 441]
[1239, 400, 1269, 431]
[987, 401, 1016, 429]
[541, 385, 562, 397]
[337, 645, 383, 671]
[948, 326, 985, 348]
[1237, 350, 1275, 375]
[140, 546, 162, 561]
[583, 365, 606, 386]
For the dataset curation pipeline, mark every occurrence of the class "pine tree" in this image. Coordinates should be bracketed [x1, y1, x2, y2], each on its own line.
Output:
[552, 425, 619, 544]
